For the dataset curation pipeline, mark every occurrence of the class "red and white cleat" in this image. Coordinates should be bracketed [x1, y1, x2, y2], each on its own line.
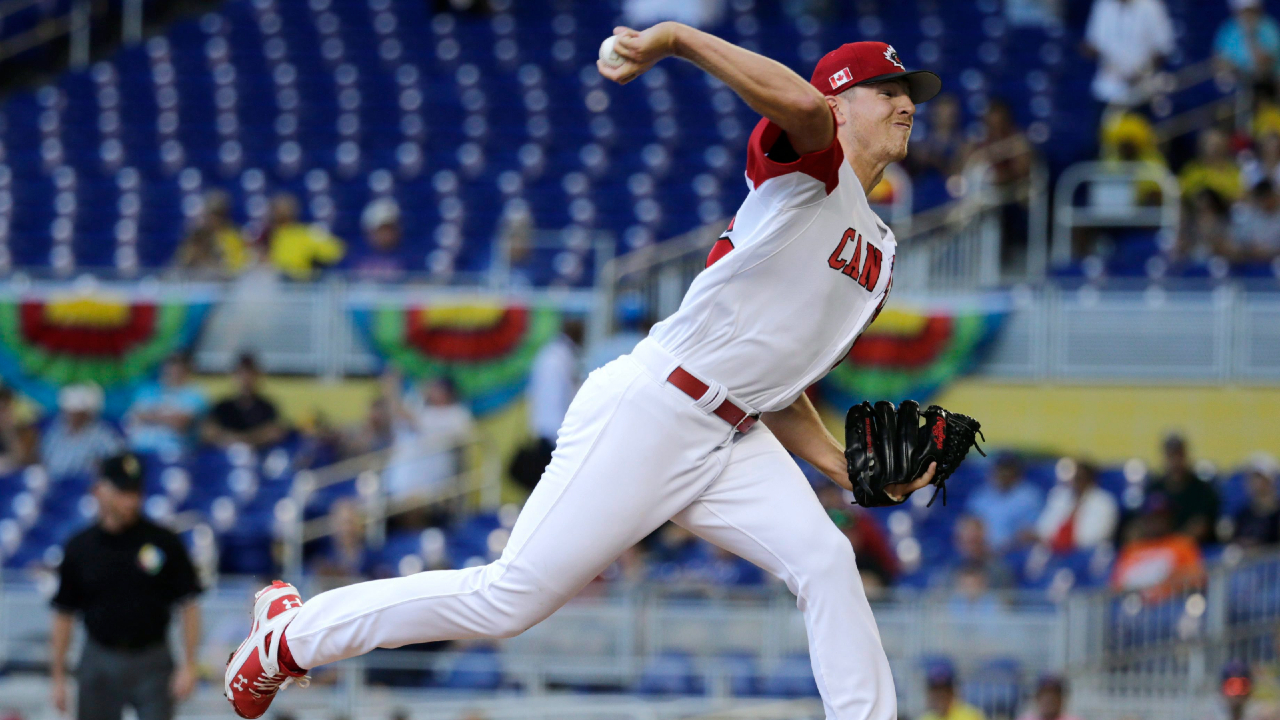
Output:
[224, 580, 309, 719]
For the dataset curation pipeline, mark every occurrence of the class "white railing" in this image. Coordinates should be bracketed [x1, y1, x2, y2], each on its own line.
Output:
[276, 437, 500, 579]
[1050, 161, 1182, 268]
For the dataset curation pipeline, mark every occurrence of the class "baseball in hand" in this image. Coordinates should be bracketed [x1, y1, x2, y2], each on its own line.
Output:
[599, 36, 624, 67]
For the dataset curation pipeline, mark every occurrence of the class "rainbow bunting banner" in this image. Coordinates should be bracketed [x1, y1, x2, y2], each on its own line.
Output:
[818, 301, 1008, 409]
[350, 301, 561, 415]
[0, 292, 211, 417]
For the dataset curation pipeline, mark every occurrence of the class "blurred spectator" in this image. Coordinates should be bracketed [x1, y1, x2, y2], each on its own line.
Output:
[41, 384, 123, 480]
[1181, 128, 1245, 204]
[908, 92, 966, 179]
[951, 515, 1013, 589]
[1018, 675, 1084, 720]
[263, 193, 345, 281]
[341, 395, 395, 458]
[1241, 131, 1280, 189]
[310, 498, 377, 579]
[0, 385, 37, 473]
[921, 662, 987, 720]
[1215, 0, 1280, 88]
[124, 352, 207, 459]
[1216, 660, 1264, 720]
[1082, 0, 1174, 108]
[1147, 434, 1221, 544]
[382, 370, 475, 502]
[584, 294, 652, 373]
[817, 484, 899, 588]
[947, 562, 1002, 615]
[1112, 493, 1205, 601]
[963, 99, 1034, 189]
[1099, 111, 1169, 206]
[353, 198, 410, 282]
[1229, 179, 1280, 263]
[173, 190, 248, 277]
[511, 317, 583, 491]
[1175, 189, 1234, 262]
[202, 354, 286, 449]
[1035, 459, 1120, 553]
[1229, 455, 1280, 547]
[965, 454, 1044, 552]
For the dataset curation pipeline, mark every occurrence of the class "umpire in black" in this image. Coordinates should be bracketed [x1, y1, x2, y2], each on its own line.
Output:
[49, 452, 203, 720]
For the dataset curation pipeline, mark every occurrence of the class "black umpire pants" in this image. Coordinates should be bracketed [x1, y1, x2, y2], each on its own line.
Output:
[76, 638, 174, 720]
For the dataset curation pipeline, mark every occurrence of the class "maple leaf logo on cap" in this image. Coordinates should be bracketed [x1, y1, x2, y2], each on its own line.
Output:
[829, 67, 852, 90]
[884, 45, 905, 70]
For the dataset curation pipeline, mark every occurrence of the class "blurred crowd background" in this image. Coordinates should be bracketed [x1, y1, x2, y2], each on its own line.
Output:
[0, 0, 1278, 719]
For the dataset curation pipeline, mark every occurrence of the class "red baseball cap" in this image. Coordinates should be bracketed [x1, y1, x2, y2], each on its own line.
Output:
[811, 42, 942, 104]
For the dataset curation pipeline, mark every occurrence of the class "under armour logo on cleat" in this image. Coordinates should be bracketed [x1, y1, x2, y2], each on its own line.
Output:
[282, 598, 300, 609]
[233, 674, 248, 691]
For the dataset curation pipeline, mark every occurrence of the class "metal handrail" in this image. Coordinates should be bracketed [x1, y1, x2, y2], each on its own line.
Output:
[1051, 160, 1182, 266]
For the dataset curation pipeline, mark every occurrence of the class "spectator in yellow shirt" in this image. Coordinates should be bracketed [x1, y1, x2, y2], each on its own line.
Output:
[1180, 128, 1244, 203]
[173, 189, 248, 277]
[265, 193, 345, 280]
[920, 662, 987, 720]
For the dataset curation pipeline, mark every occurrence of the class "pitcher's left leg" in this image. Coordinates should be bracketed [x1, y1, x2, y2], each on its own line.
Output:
[672, 427, 896, 720]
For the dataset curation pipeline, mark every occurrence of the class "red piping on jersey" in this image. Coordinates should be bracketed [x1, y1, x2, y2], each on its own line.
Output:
[706, 238, 735, 267]
[745, 113, 843, 195]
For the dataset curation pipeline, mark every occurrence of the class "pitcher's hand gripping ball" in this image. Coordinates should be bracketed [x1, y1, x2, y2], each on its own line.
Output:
[844, 400, 985, 507]
[599, 36, 624, 67]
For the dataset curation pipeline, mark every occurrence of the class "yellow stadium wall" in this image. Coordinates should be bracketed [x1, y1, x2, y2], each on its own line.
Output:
[194, 376, 1280, 475]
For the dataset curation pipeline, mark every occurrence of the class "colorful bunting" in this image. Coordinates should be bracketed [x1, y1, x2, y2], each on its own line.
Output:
[819, 303, 1007, 409]
[350, 302, 561, 415]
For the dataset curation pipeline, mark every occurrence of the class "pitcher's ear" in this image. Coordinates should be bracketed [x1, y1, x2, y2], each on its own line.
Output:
[826, 94, 845, 126]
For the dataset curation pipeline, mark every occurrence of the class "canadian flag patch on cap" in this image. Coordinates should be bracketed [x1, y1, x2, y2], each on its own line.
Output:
[829, 67, 852, 90]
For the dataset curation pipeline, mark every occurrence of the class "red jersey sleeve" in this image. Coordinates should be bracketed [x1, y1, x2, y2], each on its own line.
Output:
[745, 113, 843, 200]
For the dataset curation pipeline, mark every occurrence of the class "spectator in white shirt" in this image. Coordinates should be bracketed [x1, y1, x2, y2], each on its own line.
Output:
[381, 371, 474, 504]
[1230, 179, 1280, 263]
[527, 318, 584, 446]
[1036, 459, 1120, 554]
[1082, 0, 1175, 109]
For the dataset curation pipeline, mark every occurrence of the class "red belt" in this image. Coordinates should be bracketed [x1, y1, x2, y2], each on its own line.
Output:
[666, 367, 759, 433]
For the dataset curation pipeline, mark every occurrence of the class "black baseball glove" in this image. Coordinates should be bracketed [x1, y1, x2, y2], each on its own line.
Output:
[844, 400, 985, 508]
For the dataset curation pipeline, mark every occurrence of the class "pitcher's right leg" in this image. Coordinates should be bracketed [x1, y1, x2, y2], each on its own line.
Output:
[279, 356, 733, 667]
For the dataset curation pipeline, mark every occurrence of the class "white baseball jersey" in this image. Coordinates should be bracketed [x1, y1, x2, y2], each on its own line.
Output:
[648, 117, 896, 413]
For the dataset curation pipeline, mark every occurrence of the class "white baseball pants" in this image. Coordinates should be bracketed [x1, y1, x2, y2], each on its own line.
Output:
[285, 338, 896, 720]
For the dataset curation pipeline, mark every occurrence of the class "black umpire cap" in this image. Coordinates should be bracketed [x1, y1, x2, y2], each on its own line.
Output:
[99, 452, 145, 493]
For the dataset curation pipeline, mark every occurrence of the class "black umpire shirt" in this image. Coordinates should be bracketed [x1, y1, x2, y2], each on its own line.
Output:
[51, 517, 202, 650]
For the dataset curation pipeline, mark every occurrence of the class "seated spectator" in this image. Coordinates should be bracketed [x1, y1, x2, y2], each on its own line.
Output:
[965, 453, 1044, 552]
[1229, 179, 1280, 263]
[1242, 131, 1280, 189]
[921, 662, 987, 720]
[382, 371, 475, 501]
[1230, 455, 1280, 547]
[1215, 0, 1280, 88]
[0, 385, 37, 473]
[1175, 189, 1234, 262]
[41, 384, 123, 480]
[1082, 0, 1174, 110]
[947, 562, 1003, 615]
[1181, 128, 1244, 204]
[907, 92, 965, 179]
[1018, 675, 1084, 720]
[816, 484, 899, 587]
[341, 395, 395, 458]
[310, 498, 378, 580]
[353, 198, 411, 282]
[1112, 493, 1205, 601]
[963, 99, 1034, 190]
[952, 515, 1013, 589]
[1099, 111, 1169, 206]
[263, 193, 345, 281]
[173, 190, 248, 277]
[1035, 459, 1119, 554]
[124, 352, 207, 459]
[1147, 434, 1221, 544]
[203, 354, 286, 449]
